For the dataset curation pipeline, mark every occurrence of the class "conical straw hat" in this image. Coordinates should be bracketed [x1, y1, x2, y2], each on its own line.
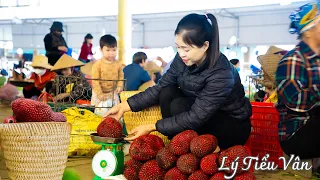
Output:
[51, 54, 84, 71]
[257, 46, 287, 82]
[30, 55, 52, 69]
[80, 61, 95, 76]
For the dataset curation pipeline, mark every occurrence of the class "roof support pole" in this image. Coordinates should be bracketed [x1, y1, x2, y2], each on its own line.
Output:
[118, 0, 132, 65]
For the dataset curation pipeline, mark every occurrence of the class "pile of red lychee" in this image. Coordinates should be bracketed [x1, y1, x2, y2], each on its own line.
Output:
[124, 130, 256, 180]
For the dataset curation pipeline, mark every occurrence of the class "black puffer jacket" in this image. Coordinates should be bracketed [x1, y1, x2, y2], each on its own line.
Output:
[127, 53, 252, 137]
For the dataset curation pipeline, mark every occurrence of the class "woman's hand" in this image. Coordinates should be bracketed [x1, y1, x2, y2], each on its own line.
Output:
[104, 101, 131, 120]
[124, 124, 156, 141]
[58, 46, 68, 52]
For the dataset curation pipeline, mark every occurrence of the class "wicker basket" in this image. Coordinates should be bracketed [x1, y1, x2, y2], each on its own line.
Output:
[0, 122, 71, 180]
[120, 91, 170, 144]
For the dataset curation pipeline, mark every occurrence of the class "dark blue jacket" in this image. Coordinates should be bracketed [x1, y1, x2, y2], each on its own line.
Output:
[124, 63, 151, 91]
[127, 53, 252, 137]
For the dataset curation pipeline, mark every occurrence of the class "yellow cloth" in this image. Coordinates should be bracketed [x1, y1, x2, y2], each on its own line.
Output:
[65, 83, 74, 93]
[62, 107, 103, 156]
[91, 59, 124, 96]
[265, 91, 278, 103]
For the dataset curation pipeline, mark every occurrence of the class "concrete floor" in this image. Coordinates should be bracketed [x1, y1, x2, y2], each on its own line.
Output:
[0, 102, 314, 180]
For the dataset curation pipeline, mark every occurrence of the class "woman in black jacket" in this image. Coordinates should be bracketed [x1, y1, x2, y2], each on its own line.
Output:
[106, 13, 252, 149]
[44, 21, 68, 66]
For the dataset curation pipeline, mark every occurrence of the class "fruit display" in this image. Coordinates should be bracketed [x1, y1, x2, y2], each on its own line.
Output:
[200, 153, 219, 175]
[97, 117, 123, 138]
[139, 160, 166, 180]
[218, 145, 249, 175]
[6, 98, 66, 122]
[124, 159, 143, 180]
[129, 134, 165, 161]
[210, 172, 226, 180]
[189, 170, 209, 180]
[164, 167, 188, 180]
[169, 130, 198, 156]
[124, 130, 256, 180]
[156, 147, 177, 170]
[177, 153, 200, 174]
[190, 134, 218, 158]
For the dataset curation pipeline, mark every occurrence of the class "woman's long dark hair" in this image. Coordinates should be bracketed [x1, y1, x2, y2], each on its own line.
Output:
[174, 13, 220, 68]
[84, 33, 93, 43]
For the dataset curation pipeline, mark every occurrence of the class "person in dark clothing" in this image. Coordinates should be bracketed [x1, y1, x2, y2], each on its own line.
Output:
[105, 13, 252, 149]
[44, 21, 68, 66]
[230, 59, 240, 71]
[153, 72, 162, 84]
[123, 52, 153, 91]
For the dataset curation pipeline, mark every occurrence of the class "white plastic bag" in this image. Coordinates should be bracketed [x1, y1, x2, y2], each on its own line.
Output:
[94, 98, 117, 117]
[91, 91, 124, 126]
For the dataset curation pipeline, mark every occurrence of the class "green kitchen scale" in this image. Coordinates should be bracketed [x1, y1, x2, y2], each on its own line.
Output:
[90, 133, 125, 180]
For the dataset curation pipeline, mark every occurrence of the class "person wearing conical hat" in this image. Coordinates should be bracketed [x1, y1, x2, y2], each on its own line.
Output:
[276, 2, 320, 159]
[50, 54, 92, 102]
[23, 55, 56, 99]
[80, 60, 95, 86]
[257, 46, 288, 103]
[80, 60, 95, 77]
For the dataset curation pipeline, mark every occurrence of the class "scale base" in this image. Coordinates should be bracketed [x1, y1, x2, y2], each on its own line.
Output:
[91, 142, 124, 180]
[93, 176, 104, 180]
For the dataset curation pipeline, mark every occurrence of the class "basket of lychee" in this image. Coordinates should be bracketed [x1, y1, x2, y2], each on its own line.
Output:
[0, 98, 71, 180]
[124, 130, 256, 180]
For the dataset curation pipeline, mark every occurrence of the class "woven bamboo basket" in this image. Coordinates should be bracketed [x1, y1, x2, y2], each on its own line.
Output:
[0, 122, 71, 180]
[120, 91, 170, 144]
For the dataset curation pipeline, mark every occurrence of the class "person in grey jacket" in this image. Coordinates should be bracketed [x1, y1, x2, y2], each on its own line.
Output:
[105, 13, 252, 149]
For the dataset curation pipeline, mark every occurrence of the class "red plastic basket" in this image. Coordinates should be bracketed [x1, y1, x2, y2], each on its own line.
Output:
[245, 102, 284, 169]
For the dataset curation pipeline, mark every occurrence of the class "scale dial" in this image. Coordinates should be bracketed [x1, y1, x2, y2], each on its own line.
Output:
[92, 150, 117, 178]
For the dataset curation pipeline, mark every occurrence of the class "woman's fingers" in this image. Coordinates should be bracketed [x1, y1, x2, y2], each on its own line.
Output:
[105, 112, 123, 121]
[117, 109, 125, 120]
[104, 111, 112, 117]
[104, 106, 117, 117]
[128, 128, 138, 135]
[107, 114, 118, 120]
[124, 135, 138, 141]
[125, 128, 138, 141]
